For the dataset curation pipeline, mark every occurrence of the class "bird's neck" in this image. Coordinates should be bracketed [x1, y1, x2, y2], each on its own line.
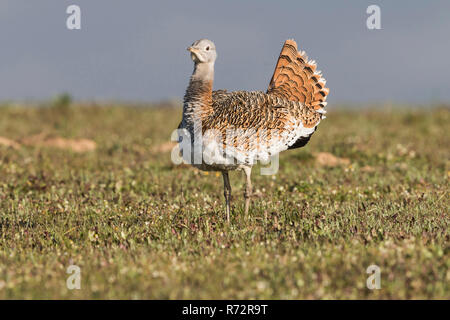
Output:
[183, 62, 214, 126]
[192, 62, 214, 81]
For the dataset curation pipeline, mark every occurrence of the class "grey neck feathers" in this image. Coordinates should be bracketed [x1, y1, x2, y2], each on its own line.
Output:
[191, 62, 214, 81]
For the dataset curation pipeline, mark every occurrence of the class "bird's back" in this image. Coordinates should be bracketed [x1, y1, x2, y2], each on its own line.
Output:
[196, 89, 321, 164]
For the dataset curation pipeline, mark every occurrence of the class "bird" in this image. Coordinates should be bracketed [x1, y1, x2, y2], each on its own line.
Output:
[177, 38, 329, 221]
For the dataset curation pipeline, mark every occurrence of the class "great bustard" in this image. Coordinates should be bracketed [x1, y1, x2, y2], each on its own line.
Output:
[177, 39, 329, 221]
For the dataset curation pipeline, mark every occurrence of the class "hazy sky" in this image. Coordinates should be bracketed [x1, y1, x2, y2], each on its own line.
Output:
[1, 0, 449, 104]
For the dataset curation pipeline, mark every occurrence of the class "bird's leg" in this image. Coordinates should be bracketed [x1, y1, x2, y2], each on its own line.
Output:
[222, 171, 232, 222]
[243, 166, 252, 215]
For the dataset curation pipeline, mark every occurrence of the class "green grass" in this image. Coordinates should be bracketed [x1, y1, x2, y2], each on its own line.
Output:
[0, 103, 448, 299]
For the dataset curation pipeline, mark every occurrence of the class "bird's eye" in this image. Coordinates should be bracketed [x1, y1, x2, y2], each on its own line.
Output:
[205, 46, 210, 51]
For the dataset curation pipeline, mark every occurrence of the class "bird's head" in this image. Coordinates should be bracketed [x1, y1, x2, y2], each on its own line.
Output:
[187, 39, 217, 64]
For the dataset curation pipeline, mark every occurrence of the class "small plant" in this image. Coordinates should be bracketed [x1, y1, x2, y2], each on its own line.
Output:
[51, 93, 73, 111]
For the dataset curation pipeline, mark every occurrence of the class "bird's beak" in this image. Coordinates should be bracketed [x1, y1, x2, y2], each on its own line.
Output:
[187, 46, 202, 62]
[187, 46, 199, 53]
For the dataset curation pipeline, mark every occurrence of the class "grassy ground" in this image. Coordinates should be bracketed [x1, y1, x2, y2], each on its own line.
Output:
[0, 102, 448, 299]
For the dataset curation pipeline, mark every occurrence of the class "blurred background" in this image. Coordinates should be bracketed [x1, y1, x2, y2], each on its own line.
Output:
[1, 0, 450, 105]
[0, 1, 449, 300]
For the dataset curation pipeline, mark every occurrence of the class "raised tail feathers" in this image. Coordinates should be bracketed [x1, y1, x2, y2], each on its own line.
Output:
[267, 39, 329, 112]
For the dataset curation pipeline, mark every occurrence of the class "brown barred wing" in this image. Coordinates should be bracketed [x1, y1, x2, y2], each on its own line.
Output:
[205, 91, 314, 163]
